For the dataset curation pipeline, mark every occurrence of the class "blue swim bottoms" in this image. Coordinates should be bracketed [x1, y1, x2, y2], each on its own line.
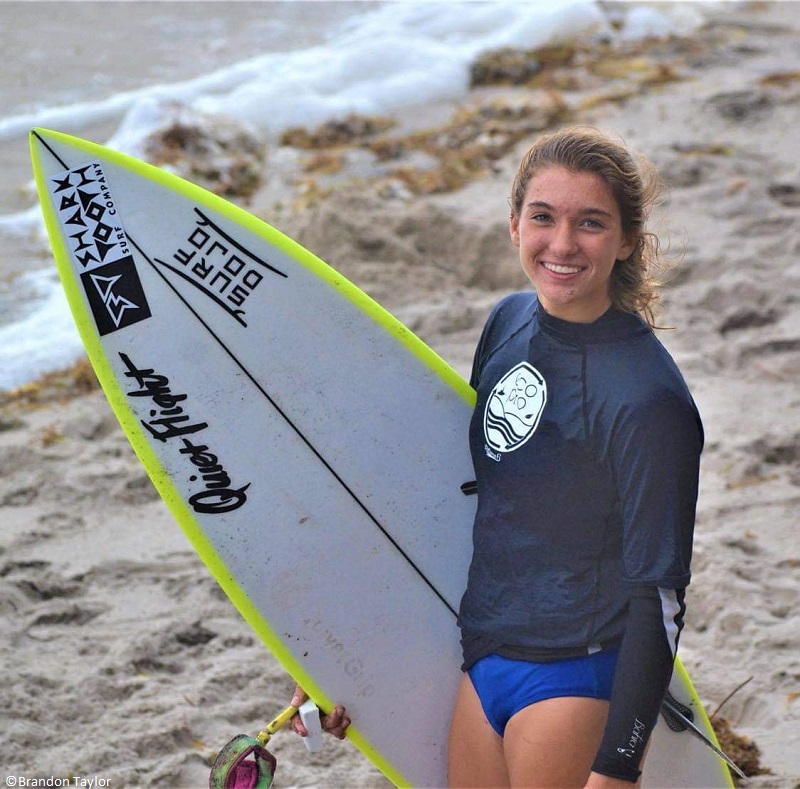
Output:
[467, 647, 620, 736]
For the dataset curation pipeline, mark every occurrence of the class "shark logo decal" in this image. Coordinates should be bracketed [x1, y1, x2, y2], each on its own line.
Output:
[50, 161, 151, 335]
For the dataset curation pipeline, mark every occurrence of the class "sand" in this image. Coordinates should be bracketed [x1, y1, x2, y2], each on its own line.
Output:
[2, 3, 799, 787]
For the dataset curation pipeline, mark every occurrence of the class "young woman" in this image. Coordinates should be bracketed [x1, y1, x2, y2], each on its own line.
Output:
[449, 127, 702, 787]
[294, 127, 703, 788]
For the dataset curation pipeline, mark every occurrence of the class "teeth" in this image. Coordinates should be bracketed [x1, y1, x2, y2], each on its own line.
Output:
[542, 261, 581, 274]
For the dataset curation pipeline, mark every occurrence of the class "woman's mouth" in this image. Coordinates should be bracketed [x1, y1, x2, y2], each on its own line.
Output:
[541, 260, 582, 275]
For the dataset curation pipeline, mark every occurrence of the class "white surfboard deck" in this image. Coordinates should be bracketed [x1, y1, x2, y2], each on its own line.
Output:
[30, 128, 733, 788]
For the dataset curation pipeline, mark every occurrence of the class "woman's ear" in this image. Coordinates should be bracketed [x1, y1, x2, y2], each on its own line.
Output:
[510, 212, 521, 248]
[617, 233, 636, 262]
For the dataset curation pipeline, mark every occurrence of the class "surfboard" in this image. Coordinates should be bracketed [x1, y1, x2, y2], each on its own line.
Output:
[30, 128, 733, 788]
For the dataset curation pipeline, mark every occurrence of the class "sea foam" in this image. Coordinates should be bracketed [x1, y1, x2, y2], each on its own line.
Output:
[0, 0, 704, 390]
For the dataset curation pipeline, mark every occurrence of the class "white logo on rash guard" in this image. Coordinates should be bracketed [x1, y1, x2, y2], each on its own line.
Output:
[617, 718, 646, 759]
[483, 362, 547, 457]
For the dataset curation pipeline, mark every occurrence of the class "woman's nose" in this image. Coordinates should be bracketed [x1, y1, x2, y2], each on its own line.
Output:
[549, 223, 578, 257]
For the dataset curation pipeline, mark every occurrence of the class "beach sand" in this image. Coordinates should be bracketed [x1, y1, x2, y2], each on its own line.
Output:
[2, 3, 799, 786]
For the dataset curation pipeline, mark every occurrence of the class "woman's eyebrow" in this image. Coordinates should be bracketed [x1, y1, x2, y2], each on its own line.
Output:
[526, 200, 614, 218]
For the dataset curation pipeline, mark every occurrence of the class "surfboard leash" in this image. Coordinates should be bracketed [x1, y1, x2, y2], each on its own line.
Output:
[208, 706, 293, 789]
[209, 702, 323, 789]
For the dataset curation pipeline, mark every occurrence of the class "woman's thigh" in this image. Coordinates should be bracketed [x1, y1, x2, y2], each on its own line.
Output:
[503, 696, 609, 788]
[448, 674, 510, 788]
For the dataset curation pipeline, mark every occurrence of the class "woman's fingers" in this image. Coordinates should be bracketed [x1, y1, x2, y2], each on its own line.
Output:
[321, 704, 351, 739]
[288, 685, 350, 739]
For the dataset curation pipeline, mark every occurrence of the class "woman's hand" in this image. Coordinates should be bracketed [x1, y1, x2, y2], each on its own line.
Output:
[289, 685, 351, 740]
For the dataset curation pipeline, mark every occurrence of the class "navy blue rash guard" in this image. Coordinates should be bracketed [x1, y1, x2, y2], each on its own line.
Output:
[458, 292, 703, 781]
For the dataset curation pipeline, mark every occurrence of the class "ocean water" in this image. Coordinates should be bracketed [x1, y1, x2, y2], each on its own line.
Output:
[0, 0, 704, 391]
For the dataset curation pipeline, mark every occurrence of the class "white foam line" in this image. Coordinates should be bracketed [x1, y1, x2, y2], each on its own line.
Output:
[0, 270, 83, 391]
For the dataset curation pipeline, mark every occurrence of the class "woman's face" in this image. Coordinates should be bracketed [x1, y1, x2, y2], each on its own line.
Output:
[510, 166, 634, 323]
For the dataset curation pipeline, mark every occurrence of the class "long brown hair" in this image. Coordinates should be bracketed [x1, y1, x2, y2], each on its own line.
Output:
[510, 127, 666, 328]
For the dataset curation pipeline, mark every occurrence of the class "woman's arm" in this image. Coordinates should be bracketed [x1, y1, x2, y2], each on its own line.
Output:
[590, 586, 684, 782]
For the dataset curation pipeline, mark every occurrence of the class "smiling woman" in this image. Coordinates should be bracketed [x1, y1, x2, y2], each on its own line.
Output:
[449, 127, 702, 788]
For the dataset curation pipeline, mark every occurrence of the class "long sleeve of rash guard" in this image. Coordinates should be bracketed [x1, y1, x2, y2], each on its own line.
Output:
[591, 585, 685, 782]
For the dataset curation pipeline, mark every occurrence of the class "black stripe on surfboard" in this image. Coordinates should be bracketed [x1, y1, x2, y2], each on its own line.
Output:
[130, 237, 460, 618]
[33, 129, 70, 169]
[34, 130, 459, 618]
